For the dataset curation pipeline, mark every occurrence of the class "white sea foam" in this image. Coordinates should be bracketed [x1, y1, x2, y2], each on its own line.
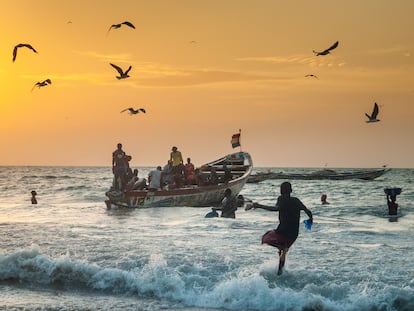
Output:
[0, 166, 413, 310]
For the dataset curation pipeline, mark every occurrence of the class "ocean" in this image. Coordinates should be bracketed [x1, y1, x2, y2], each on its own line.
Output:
[0, 165, 413, 311]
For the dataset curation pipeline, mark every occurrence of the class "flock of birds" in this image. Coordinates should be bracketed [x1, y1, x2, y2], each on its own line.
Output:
[309, 41, 381, 124]
[11, 34, 380, 123]
[12, 20, 145, 117]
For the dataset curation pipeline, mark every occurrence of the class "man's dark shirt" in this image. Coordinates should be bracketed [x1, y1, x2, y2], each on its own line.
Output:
[275, 196, 307, 241]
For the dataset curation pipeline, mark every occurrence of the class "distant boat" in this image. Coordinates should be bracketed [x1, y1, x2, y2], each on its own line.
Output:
[106, 152, 253, 208]
[247, 168, 389, 183]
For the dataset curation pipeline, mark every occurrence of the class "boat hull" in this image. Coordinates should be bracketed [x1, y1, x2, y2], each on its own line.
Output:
[247, 168, 389, 183]
[106, 152, 253, 208]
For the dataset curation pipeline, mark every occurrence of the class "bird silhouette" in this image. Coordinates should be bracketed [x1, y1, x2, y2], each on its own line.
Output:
[305, 74, 318, 79]
[120, 107, 146, 115]
[32, 79, 52, 91]
[110, 63, 132, 79]
[365, 102, 380, 123]
[108, 21, 135, 33]
[313, 41, 339, 56]
[13, 43, 38, 62]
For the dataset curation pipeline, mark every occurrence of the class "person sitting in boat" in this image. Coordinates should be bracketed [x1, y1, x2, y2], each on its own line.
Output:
[207, 167, 219, 185]
[387, 194, 398, 215]
[184, 157, 196, 185]
[172, 172, 185, 189]
[125, 169, 147, 190]
[126, 169, 139, 190]
[148, 166, 163, 191]
[162, 160, 174, 188]
[220, 164, 232, 184]
[194, 168, 208, 186]
[214, 188, 238, 218]
[133, 177, 147, 190]
[321, 194, 330, 205]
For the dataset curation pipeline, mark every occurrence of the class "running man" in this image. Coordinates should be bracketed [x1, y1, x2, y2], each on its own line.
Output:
[246, 181, 313, 275]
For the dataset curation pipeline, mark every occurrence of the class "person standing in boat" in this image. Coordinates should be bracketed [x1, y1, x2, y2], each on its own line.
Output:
[184, 157, 196, 185]
[112, 143, 128, 190]
[246, 181, 313, 275]
[170, 146, 184, 175]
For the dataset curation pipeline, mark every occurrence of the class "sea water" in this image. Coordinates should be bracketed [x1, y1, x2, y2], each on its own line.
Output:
[0, 166, 413, 311]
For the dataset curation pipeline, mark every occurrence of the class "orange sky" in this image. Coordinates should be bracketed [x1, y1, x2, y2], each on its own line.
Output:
[1, 0, 413, 168]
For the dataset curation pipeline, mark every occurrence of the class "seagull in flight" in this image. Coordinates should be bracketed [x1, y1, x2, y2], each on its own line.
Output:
[110, 63, 132, 79]
[313, 41, 339, 56]
[305, 74, 318, 79]
[108, 21, 135, 33]
[121, 107, 146, 115]
[365, 102, 380, 123]
[32, 79, 52, 91]
[13, 43, 38, 62]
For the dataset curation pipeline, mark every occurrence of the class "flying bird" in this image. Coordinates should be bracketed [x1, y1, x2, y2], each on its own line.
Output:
[365, 102, 380, 123]
[108, 21, 135, 33]
[305, 74, 318, 79]
[121, 107, 146, 115]
[313, 41, 339, 56]
[32, 79, 52, 91]
[110, 63, 132, 79]
[13, 43, 38, 62]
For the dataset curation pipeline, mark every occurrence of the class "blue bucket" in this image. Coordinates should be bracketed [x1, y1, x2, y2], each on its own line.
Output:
[303, 219, 313, 230]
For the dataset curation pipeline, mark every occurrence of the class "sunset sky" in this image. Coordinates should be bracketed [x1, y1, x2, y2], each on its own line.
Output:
[1, 0, 413, 168]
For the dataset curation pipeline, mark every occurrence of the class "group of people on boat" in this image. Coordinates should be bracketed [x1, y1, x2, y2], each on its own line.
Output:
[111, 144, 234, 192]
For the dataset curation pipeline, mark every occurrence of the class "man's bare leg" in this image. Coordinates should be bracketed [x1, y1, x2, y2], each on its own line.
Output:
[277, 248, 288, 275]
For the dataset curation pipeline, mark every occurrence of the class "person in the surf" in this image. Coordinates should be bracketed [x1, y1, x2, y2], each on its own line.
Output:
[321, 194, 330, 205]
[246, 181, 313, 275]
[386, 194, 398, 215]
[31, 190, 37, 204]
[209, 188, 244, 219]
[211, 188, 238, 218]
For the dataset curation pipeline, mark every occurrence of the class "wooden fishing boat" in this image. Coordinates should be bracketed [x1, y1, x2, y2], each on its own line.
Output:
[105, 151, 253, 208]
[247, 168, 389, 183]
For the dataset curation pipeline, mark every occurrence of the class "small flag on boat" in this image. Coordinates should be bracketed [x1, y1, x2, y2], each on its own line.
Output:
[231, 131, 241, 148]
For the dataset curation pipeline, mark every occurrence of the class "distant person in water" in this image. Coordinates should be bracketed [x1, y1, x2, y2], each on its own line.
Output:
[246, 181, 313, 275]
[212, 189, 245, 219]
[215, 188, 238, 218]
[321, 194, 330, 205]
[387, 194, 398, 215]
[31, 191, 37, 204]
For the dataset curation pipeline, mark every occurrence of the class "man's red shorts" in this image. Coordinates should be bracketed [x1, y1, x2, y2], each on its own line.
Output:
[262, 230, 295, 249]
